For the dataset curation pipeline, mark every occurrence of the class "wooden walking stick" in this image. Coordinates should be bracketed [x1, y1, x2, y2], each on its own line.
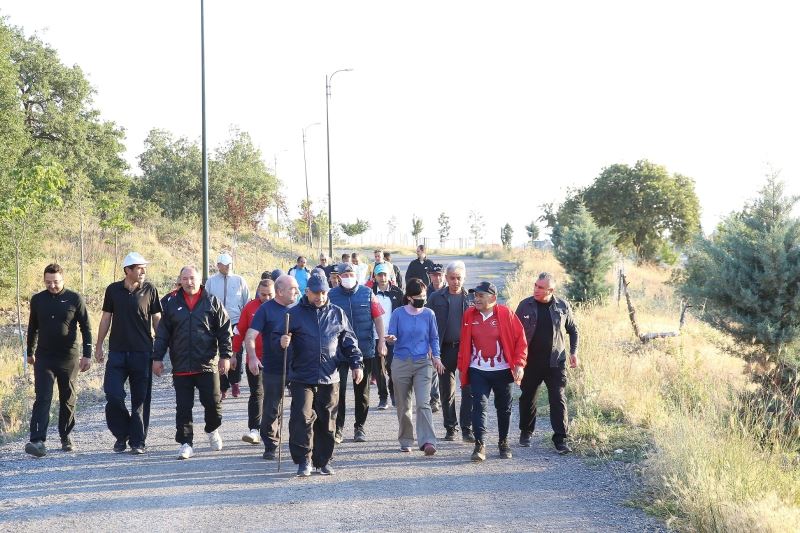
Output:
[278, 313, 290, 472]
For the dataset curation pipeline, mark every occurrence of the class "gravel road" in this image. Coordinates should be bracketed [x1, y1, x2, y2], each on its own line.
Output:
[0, 256, 665, 532]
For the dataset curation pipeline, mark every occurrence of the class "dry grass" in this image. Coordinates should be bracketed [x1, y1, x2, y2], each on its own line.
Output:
[504, 250, 800, 532]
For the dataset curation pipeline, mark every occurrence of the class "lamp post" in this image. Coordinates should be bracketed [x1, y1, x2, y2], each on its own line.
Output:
[325, 68, 353, 258]
[302, 122, 320, 249]
[200, 0, 209, 282]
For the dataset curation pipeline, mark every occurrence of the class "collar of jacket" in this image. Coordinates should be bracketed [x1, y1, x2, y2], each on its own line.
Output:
[298, 295, 330, 309]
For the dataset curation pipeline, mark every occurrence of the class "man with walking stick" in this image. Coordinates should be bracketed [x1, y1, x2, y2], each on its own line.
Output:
[278, 273, 363, 477]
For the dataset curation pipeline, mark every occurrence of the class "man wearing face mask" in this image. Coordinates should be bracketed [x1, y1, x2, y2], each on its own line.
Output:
[328, 263, 387, 443]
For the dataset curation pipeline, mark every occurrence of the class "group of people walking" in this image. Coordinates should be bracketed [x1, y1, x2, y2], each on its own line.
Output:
[23, 244, 579, 478]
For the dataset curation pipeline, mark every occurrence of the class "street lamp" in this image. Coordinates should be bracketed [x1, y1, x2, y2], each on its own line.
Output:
[325, 68, 353, 258]
[302, 122, 321, 248]
[200, 0, 210, 282]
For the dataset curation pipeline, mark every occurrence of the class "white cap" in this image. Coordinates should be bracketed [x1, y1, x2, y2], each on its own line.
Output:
[216, 253, 233, 265]
[122, 252, 149, 268]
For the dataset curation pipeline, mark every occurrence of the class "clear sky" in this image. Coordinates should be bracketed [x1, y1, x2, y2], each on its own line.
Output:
[2, 1, 799, 246]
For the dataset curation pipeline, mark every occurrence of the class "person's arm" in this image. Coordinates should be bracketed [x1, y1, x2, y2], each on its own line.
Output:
[244, 328, 262, 374]
[149, 287, 163, 338]
[151, 308, 170, 377]
[95, 311, 112, 363]
[564, 301, 579, 368]
[240, 279, 250, 310]
[215, 299, 233, 375]
[509, 309, 527, 384]
[370, 296, 386, 356]
[337, 312, 364, 383]
[428, 311, 445, 375]
[150, 313, 161, 339]
[75, 295, 93, 371]
[26, 295, 39, 365]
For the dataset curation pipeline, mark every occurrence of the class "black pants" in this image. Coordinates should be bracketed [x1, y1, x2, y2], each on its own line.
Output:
[469, 367, 513, 444]
[374, 345, 394, 402]
[260, 372, 284, 452]
[104, 350, 152, 447]
[519, 362, 569, 443]
[30, 354, 79, 442]
[245, 365, 265, 430]
[336, 358, 375, 430]
[173, 372, 222, 446]
[439, 343, 472, 432]
[289, 381, 339, 467]
[220, 347, 243, 392]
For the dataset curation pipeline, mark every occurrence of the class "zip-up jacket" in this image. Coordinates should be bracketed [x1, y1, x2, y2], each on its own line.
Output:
[205, 272, 250, 324]
[371, 284, 404, 313]
[152, 287, 233, 373]
[457, 305, 528, 386]
[276, 296, 363, 385]
[328, 285, 376, 358]
[427, 286, 471, 348]
[233, 298, 264, 358]
[515, 295, 578, 368]
[27, 288, 92, 359]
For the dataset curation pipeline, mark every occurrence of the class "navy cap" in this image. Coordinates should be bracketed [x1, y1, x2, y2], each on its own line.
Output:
[270, 269, 285, 281]
[469, 281, 497, 295]
[431, 263, 444, 273]
[307, 274, 330, 292]
[337, 262, 354, 274]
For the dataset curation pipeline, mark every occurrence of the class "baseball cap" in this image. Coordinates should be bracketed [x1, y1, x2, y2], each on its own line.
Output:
[307, 274, 330, 292]
[122, 252, 149, 268]
[374, 263, 389, 275]
[337, 262, 354, 274]
[430, 263, 444, 273]
[216, 253, 233, 265]
[270, 269, 285, 281]
[469, 281, 497, 295]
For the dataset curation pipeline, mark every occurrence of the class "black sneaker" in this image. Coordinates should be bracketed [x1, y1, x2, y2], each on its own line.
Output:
[262, 449, 276, 460]
[354, 427, 366, 442]
[296, 460, 312, 477]
[471, 442, 486, 462]
[519, 431, 533, 447]
[555, 441, 572, 455]
[499, 440, 512, 459]
[315, 464, 334, 476]
[25, 441, 47, 458]
[377, 399, 389, 410]
[129, 445, 146, 455]
[462, 430, 476, 443]
[444, 429, 457, 441]
[113, 439, 127, 453]
[61, 436, 74, 452]
[334, 427, 343, 444]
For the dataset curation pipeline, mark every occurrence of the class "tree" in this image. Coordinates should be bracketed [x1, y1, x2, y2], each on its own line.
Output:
[580, 160, 701, 262]
[681, 175, 800, 363]
[411, 215, 424, 244]
[468, 210, 484, 246]
[98, 195, 133, 275]
[553, 204, 616, 303]
[501, 223, 514, 249]
[387, 216, 398, 239]
[340, 219, 370, 239]
[525, 221, 540, 246]
[437, 212, 451, 248]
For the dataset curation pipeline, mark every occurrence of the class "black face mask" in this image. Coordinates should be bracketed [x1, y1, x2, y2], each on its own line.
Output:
[411, 298, 425, 308]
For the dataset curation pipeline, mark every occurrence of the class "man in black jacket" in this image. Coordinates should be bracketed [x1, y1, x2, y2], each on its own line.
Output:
[25, 264, 93, 457]
[405, 245, 435, 286]
[152, 265, 232, 460]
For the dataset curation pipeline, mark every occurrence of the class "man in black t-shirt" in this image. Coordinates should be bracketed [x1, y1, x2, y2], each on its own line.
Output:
[95, 252, 162, 454]
[514, 272, 579, 454]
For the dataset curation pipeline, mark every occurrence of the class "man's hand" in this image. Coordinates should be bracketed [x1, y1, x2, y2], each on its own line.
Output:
[513, 365, 524, 385]
[376, 339, 387, 356]
[248, 357, 262, 376]
[94, 344, 105, 363]
[569, 353, 579, 369]
[352, 367, 364, 384]
[79, 357, 92, 373]
[218, 358, 231, 375]
[27, 355, 35, 366]
[152, 360, 164, 377]
[230, 355, 238, 371]
[280, 334, 292, 349]
[384, 334, 397, 344]
[432, 357, 445, 375]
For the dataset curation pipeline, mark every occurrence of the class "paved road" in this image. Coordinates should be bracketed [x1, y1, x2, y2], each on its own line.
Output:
[0, 257, 664, 532]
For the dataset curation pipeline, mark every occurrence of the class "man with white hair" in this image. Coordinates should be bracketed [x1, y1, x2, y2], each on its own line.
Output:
[426, 260, 474, 442]
[206, 252, 250, 399]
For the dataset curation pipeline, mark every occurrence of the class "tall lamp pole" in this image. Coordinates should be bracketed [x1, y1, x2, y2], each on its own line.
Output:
[302, 122, 320, 249]
[325, 68, 353, 258]
[200, 0, 209, 282]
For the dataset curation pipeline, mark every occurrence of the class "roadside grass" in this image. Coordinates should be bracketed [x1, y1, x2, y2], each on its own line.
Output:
[505, 249, 800, 532]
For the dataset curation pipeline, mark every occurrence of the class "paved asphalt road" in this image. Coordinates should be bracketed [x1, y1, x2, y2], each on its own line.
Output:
[0, 256, 664, 532]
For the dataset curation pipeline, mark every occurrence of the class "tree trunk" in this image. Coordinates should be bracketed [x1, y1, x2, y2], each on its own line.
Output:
[15, 238, 25, 374]
[80, 211, 85, 294]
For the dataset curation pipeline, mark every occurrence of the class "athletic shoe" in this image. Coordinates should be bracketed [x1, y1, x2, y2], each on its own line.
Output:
[231, 383, 241, 398]
[354, 427, 366, 442]
[444, 429, 457, 441]
[423, 443, 437, 456]
[555, 441, 573, 454]
[221, 390, 228, 400]
[242, 429, 261, 444]
[377, 399, 389, 410]
[61, 435, 74, 452]
[519, 431, 532, 447]
[262, 449, 276, 460]
[296, 460, 312, 477]
[499, 440, 512, 459]
[462, 430, 476, 443]
[314, 464, 334, 476]
[471, 442, 486, 462]
[177, 443, 193, 460]
[400, 445, 412, 453]
[334, 427, 343, 444]
[207, 429, 223, 451]
[25, 441, 47, 458]
[129, 445, 146, 455]
[113, 439, 127, 453]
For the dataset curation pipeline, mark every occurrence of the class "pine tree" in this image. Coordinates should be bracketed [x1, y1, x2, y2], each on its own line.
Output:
[553, 204, 616, 303]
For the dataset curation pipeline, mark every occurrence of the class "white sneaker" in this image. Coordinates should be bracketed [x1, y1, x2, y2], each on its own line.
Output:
[207, 429, 223, 451]
[242, 428, 261, 444]
[178, 443, 193, 460]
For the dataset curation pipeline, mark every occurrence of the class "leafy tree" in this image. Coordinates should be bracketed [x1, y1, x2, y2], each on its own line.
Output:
[411, 215, 424, 243]
[553, 204, 616, 303]
[468, 210, 484, 246]
[539, 189, 584, 249]
[681, 175, 800, 363]
[500, 223, 513, 249]
[340, 219, 370, 238]
[525, 221, 540, 246]
[98, 195, 133, 275]
[580, 160, 701, 261]
[437, 212, 450, 247]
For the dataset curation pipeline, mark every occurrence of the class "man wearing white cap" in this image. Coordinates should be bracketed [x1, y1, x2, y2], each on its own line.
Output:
[205, 252, 250, 399]
[95, 252, 162, 454]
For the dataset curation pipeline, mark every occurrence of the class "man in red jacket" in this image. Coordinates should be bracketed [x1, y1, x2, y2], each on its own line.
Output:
[458, 282, 527, 462]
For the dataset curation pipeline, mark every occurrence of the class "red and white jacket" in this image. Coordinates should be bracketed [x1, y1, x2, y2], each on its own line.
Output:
[457, 304, 528, 387]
